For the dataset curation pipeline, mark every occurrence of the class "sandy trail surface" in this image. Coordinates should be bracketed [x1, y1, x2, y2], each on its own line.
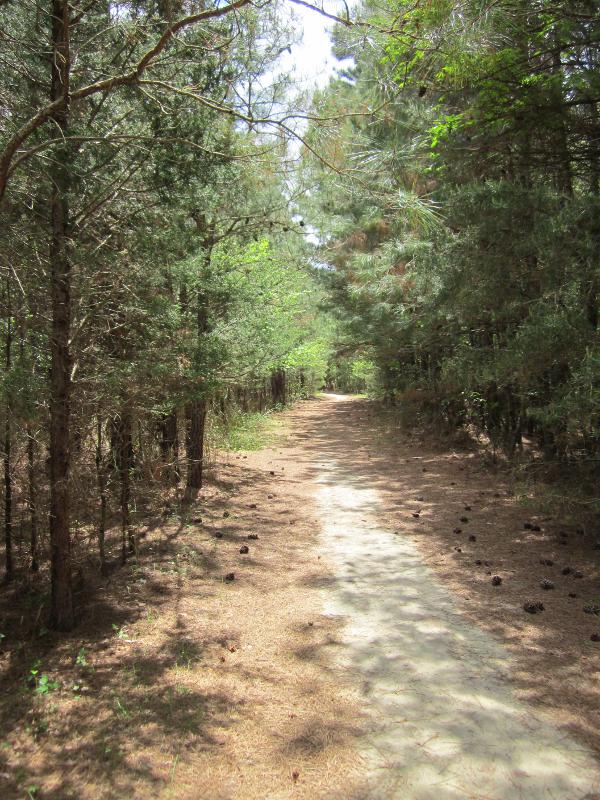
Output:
[311, 395, 599, 799]
[2, 393, 599, 800]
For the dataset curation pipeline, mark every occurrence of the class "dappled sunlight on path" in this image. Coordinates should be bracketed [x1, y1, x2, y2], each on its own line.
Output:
[313, 404, 600, 799]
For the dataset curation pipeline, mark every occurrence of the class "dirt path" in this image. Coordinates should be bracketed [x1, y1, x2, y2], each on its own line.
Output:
[309, 395, 600, 799]
[2, 394, 600, 800]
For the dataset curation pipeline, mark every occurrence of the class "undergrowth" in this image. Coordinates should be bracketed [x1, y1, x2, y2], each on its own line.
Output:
[208, 409, 281, 452]
[372, 395, 600, 529]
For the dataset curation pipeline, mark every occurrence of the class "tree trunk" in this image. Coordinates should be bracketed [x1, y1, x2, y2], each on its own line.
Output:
[551, 47, 573, 197]
[48, 0, 73, 630]
[186, 400, 207, 493]
[586, 101, 599, 329]
[185, 237, 213, 495]
[3, 277, 12, 581]
[114, 410, 135, 562]
[588, 100, 600, 196]
[159, 410, 179, 484]
[270, 368, 286, 406]
[95, 417, 107, 574]
[27, 427, 39, 573]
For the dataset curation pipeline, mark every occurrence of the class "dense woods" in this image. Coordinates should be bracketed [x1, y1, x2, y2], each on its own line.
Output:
[1, 0, 599, 632]
[1, 3, 600, 799]
[0, 0, 332, 629]
[305, 0, 600, 499]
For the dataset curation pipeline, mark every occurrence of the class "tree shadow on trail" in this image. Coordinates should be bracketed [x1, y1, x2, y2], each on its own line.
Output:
[0, 457, 282, 799]
[293, 395, 600, 766]
[0, 619, 241, 798]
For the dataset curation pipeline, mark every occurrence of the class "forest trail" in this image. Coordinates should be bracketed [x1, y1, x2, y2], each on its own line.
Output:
[3, 394, 600, 800]
[304, 394, 600, 799]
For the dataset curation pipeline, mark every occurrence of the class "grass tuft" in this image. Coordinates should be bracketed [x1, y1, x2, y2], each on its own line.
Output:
[209, 410, 280, 452]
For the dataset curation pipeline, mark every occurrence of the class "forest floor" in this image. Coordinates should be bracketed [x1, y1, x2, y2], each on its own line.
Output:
[1, 394, 600, 799]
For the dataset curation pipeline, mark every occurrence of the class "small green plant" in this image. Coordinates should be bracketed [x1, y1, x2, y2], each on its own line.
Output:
[75, 647, 87, 667]
[28, 661, 59, 695]
[26, 785, 39, 799]
[114, 696, 130, 719]
[71, 683, 82, 697]
[35, 675, 59, 696]
[583, 600, 600, 616]
[112, 624, 128, 640]
[169, 754, 180, 783]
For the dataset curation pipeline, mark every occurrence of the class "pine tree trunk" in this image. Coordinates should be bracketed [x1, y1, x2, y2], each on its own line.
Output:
[116, 410, 135, 562]
[4, 278, 12, 581]
[184, 240, 212, 495]
[48, 0, 73, 630]
[551, 47, 573, 197]
[588, 101, 600, 196]
[95, 417, 107, 574]
[159, 410, 179, 484]
[270, 368, 286, 406]
[586, 101, 599, 329]
[27, 427, 39, 573]
[186, 400, 207, 493]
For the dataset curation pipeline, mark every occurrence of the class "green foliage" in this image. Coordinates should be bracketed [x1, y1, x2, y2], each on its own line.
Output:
[326, 355, 379, 394]
[28, 661, 59, 696]
[210, 410, 280, 452]
[302, 0, 600, 481]
[172, 237, 332, 400]
[112, 625, 128, 641]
